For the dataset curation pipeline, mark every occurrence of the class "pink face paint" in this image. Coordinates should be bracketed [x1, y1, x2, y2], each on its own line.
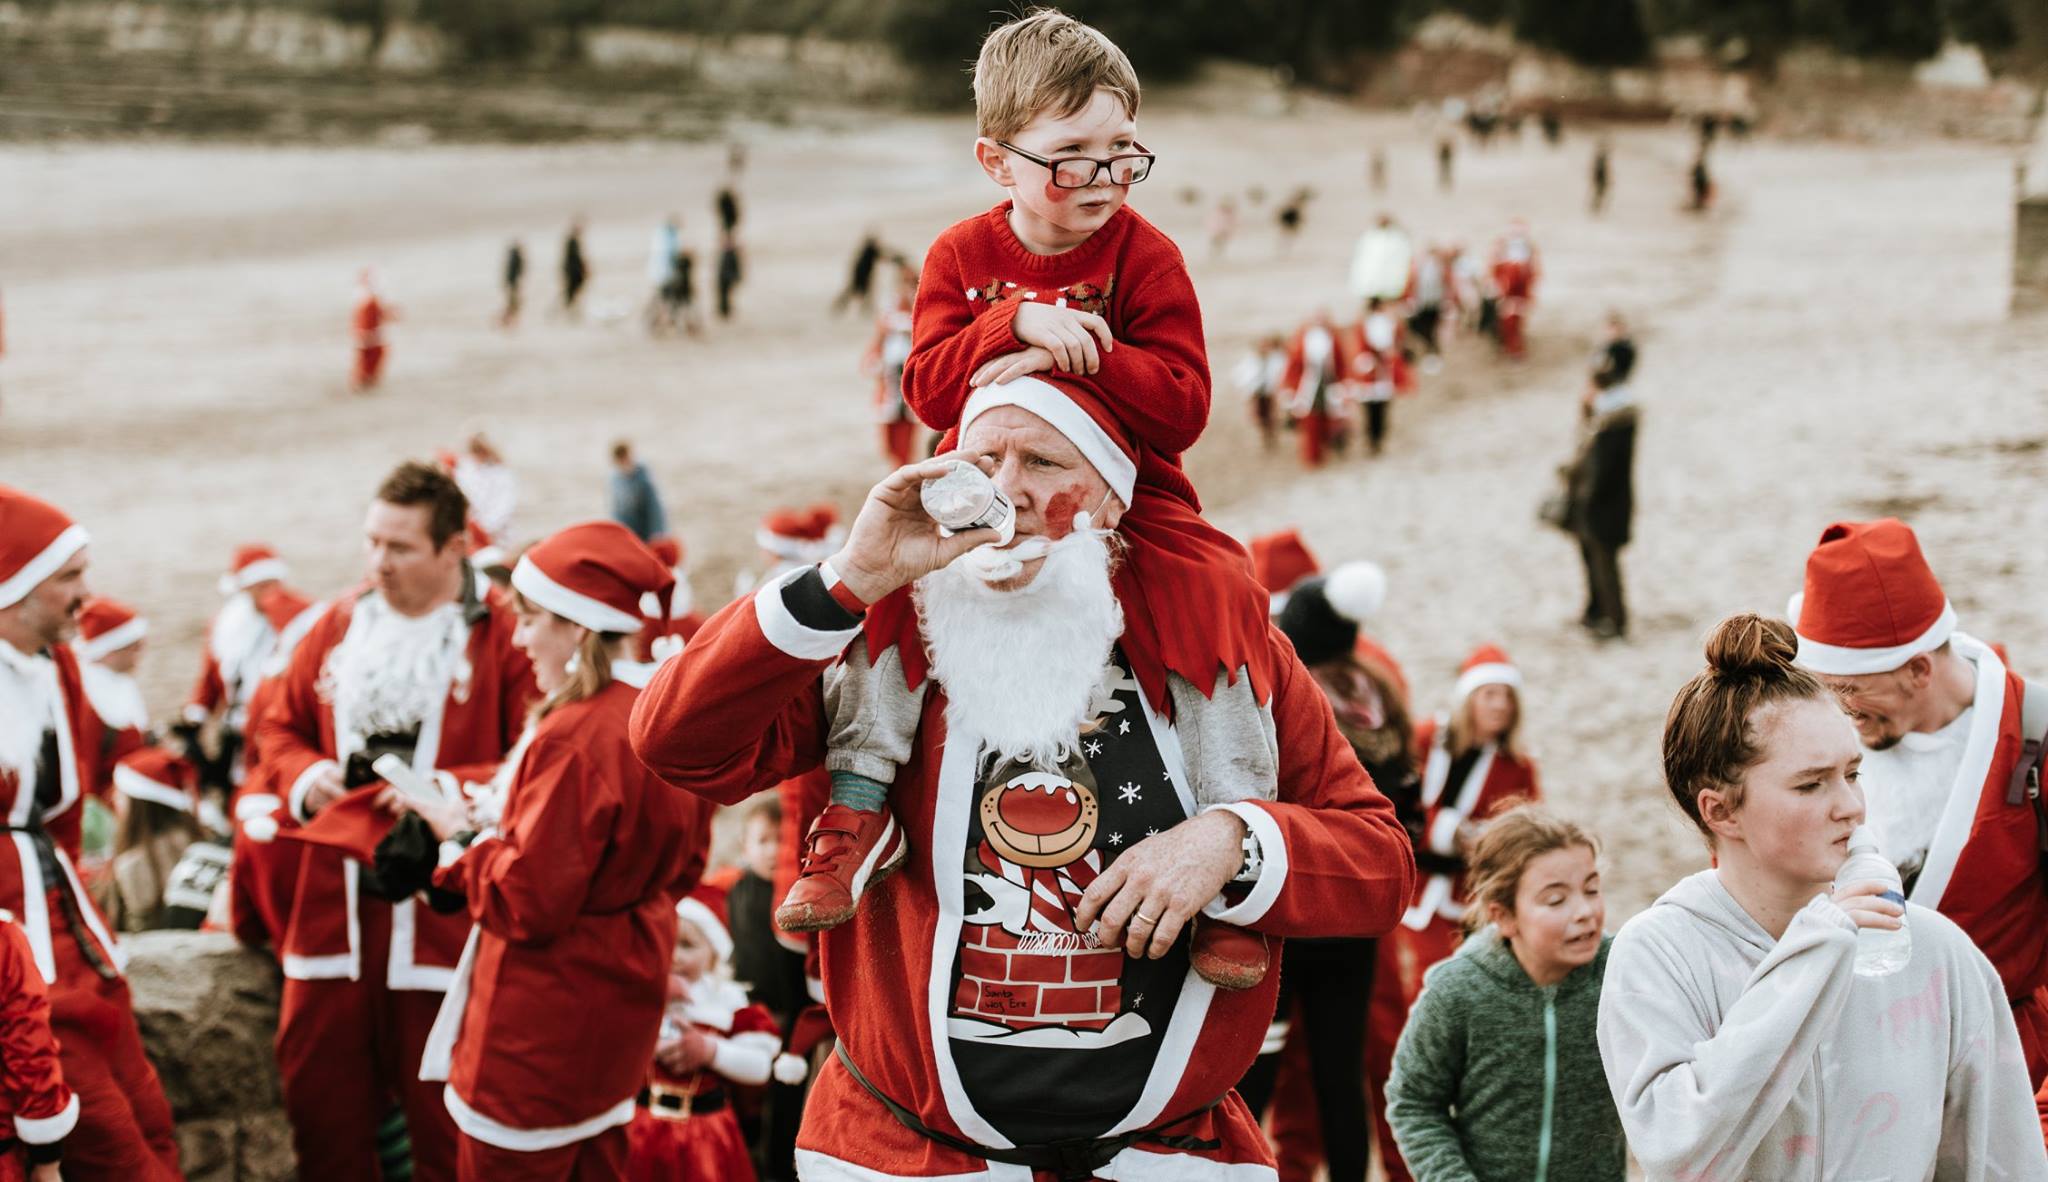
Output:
[1041, 487, 1088, 540]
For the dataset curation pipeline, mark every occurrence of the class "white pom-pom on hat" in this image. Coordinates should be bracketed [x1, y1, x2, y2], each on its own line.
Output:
[1321, 561, 1387, 624]
[772, 1053, 809, 1085]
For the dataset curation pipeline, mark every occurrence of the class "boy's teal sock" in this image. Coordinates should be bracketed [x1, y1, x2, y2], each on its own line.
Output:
[829, 771, 889, 814]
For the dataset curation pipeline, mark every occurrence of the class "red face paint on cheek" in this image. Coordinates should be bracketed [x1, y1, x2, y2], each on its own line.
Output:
[1041, 487, 1088, 539]
[1042, 179, 1070, 205]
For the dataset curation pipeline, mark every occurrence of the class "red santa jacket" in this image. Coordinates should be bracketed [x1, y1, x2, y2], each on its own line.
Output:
[0, 642, 124, 994]
[1490, 237, 1541, 302]
[902, 201, 1209, 486]
[1402, 716, 1540, 929]
[1279, 321, 1355, 417]
[1903, 635, 2048, 1006]
[1342, 314, 1415, 397]
[629, 570, 1414, 1179]
[253, 588, 533, 989]
[187, 586, 321, 730]
[420, 674, 713, 1148]
[0, 916, 77, 1155]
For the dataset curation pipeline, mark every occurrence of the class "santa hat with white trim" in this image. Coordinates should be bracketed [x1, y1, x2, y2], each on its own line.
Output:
[75, 598, 147, 663]
[1275, 561, 1387, 667]
[960, 376, 1138, 508]
[0, 485, 89, 611]
[218, 543, 289, 597]
[675, 884, 734, 967]
[756, 505, 843, 564]
[1453, 644, 1522, 703]
[642, 537, 694, 620]
[1793, 518, 1955, 676]
[511, 521, 674, 636]
[113, 747, 199, 814]
[1249, 529, 1320, 617]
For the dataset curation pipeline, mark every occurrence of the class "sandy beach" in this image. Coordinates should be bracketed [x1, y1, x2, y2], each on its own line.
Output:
[3, 93, 2043, 919]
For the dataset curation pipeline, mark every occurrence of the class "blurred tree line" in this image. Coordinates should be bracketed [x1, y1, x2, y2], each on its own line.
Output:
[332, 0, 2018, 73]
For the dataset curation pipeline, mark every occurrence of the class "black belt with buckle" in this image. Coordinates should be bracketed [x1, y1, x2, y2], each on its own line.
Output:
[637, 1083, 727, 1118]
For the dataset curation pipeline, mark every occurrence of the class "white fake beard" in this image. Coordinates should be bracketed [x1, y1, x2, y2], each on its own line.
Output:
[914, 527, 1124, 770]
[323, 598, 468, 753]
[210, 591, 275, 699]
[0, 653, 53, 778]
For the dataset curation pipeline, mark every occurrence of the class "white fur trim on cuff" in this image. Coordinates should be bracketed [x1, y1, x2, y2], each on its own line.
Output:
[76, 616, 148, 662]
[1428, 810, 1464, 856]
[235, 793, 281, 822]
[751, 566, 861, 662]
[0, 524, 89, 610]
[287, 759, 341, 824]
[961, 377, 1137, 507]
[113, 765, 192, 813]
[511, 556, 646, 635]
[437, 839, 470, 870]
[1453, 662, 1521, 703]
[1200, 802, 1288, 926]
[14, 1092, 80, 1143]
[1795, 601, 1956, 676]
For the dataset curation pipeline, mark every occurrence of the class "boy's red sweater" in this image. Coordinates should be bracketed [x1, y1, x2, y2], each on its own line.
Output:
[903, 202, 1210, 471]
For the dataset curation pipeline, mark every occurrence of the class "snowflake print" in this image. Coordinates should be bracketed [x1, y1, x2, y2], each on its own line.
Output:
[1117, 782, 1143, 804]
[1107, 832, 1124, 846]
[1084, 739, 1103, 757]
[1145, 827, 1159, 838]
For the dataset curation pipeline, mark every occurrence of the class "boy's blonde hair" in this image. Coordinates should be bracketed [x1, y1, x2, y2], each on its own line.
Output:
[973, 8, 1140, 142]
[1460, 803, 1598, 935]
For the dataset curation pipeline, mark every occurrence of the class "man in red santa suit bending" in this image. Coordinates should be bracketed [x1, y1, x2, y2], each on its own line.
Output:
[256, 461, 534, 1181]
[632, 377, 1414, 1180]
[0, 485, 182, 1181]
[1791, 517, 2048, 1137]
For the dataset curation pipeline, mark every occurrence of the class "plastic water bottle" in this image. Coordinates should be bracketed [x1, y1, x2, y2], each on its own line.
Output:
[1836, 825, 1912, 978]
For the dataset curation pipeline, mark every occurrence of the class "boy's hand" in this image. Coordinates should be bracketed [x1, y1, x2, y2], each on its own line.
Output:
[971, 347, 1057, 388]
[1011, 303, 1114, 375]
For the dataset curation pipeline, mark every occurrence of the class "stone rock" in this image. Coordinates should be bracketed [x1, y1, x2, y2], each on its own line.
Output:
[124, 931, 283, 1120]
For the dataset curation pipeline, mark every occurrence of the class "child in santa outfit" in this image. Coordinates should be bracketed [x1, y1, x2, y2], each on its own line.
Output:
[1366, 646, 1539, 1182]
[94, 747, 225, 933]
[71, 598, 151, 783]
[627, 888, 805, 1182]
[0, 911, 78, 1182]
[1232, 334, 1287, 451]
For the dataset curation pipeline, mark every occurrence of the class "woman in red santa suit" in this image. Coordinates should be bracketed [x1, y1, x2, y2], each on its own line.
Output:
[1365, 645, 1539, 1182]
[626, 887, 804, 1182]
[382, 520, 715, 1181]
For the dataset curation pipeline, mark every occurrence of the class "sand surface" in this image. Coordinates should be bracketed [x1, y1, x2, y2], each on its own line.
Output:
[4, 96, 2044, 921]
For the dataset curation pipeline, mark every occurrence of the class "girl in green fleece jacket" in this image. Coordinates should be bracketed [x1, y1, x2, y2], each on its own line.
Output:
[1386, 805, 1625, 1182]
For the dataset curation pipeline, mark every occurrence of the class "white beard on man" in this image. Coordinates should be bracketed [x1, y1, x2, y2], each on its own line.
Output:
[913, 523, 1124, 773]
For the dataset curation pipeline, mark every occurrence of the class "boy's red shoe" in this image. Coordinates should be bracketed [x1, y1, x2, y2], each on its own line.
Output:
[774, 804, 909, 933]
[1190, 917, 1269, 989]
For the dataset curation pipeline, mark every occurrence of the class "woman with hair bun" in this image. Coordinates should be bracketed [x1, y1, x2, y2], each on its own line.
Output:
[1598, 613, 2045, 1180]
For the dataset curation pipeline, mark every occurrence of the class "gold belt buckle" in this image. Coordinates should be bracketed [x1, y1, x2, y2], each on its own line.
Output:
[648, 1082, 696, 1122]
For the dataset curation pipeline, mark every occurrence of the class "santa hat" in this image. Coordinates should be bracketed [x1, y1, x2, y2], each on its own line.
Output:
[74, 598, 147, 662]
[1249, 529, 1320, 615]
[675, 885, 733, 966]
[112, 747, 199, 814]
[756, 505, 843, 564]
[512, 521, 674, 636]
[641, 537, 693, 620]
[0, 485, 89, 611]
[1453, 645, 1522, 703]
[1793, 518, 1956, 676]
[1275, 561, 1388, 667]
[960, 376, 1138, 507]
[219, 544, 289, 597]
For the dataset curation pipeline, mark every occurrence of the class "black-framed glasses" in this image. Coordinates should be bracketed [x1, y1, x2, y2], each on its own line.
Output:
[996, 141, 1155, 189]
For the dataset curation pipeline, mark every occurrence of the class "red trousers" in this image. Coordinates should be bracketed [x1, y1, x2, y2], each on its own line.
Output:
[48, 924, 181, 1182]
[1297, 411, 1329, 468]
[881, 419, 917, 468]
[457, 1125, 627, 1181]
[353, 344, 386, 388]
[277, 900, 457, 1182]
[1496, 303, 1526, 358]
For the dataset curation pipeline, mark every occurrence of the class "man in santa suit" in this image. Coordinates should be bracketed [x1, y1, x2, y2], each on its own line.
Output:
[1488, 219, 1540, 359]
[72, 597, 152, 781]
[1343, 298, 1414, 457]
[351, 269, 393, 393]
[1280, 310, 1354, 470]
[1791, 517, 2048, 1136]
[0, 485, 182, 1181]
[255, 461, 535, 1181]
[184, 545, 320, 783]
[632, 378, 1414, 1179]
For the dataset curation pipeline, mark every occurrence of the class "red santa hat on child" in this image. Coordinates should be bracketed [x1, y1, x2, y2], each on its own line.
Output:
[1452, 645, 1522, 703]
[511, 521, 675, 635]
[757, 505, 843, 564]
[959, 376, 1138, 508]
[641, 537, 694, 620]
[74, 598, 148, 663]
[0, 485, 88, 611]
[113, 747, 199, 814]
[674, 884, 733, 966]
[219, 544, 289, 597]
[1249, 529, 1321, 616]
[1791, 518, 1956, 676]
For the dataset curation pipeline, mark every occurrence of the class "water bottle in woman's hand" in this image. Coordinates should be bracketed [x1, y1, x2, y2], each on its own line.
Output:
[1836, 825, 1912, 978]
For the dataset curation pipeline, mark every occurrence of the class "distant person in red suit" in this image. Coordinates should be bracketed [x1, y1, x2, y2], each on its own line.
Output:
[863, 261, 920, 468]
[351, 269, 394, 392]
[1281, 309, 1354, 469]
[1488, 221, 1539, 360]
